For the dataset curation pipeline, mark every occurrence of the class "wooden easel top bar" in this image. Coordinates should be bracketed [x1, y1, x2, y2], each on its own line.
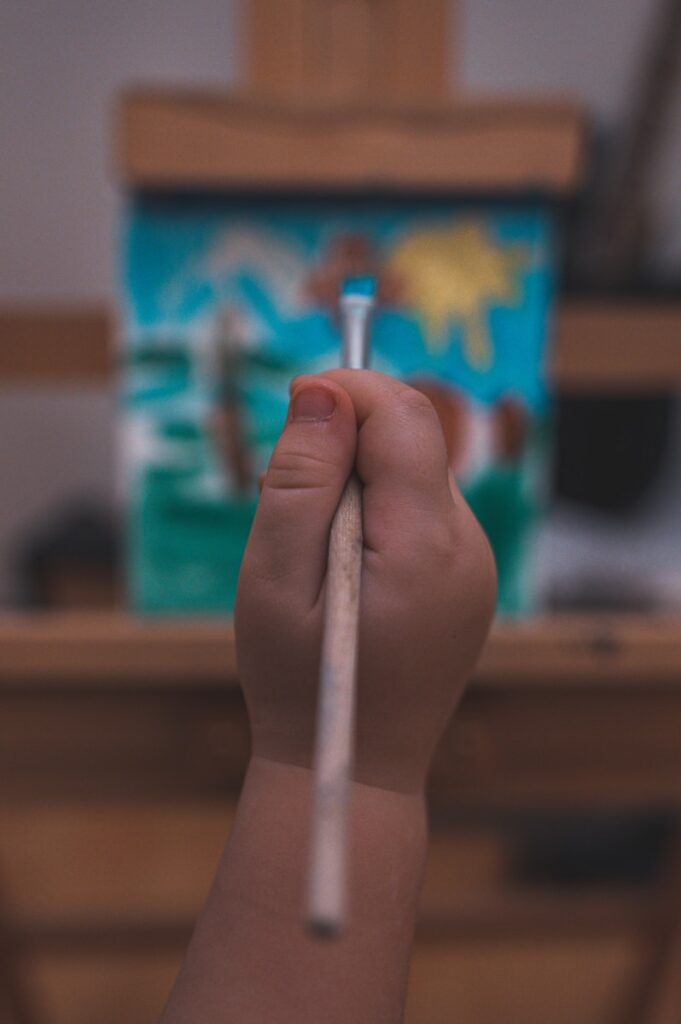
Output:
[118, 90, 585, 193]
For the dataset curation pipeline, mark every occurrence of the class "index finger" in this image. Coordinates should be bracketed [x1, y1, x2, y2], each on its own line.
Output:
[311, 370, 456, 556]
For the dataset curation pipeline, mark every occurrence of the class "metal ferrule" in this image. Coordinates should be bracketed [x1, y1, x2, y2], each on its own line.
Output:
[339, 294, 374, 370]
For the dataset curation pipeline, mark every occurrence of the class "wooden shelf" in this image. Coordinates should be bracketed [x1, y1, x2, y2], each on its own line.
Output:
[3, 301, 681, 389]
[118, 91, 585, 193]
[554, 302, 681, 392]
[0, 614, 234, 688]
[0, 306, 112, 384]
[1, 612, 680, 689]
[1, 611, 680, 807]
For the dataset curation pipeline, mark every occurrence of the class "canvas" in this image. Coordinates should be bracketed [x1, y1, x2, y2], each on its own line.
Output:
[122, 196, 555, 615]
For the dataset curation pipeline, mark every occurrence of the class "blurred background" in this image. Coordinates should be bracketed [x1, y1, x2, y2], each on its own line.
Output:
[1, 1, 681, 1021]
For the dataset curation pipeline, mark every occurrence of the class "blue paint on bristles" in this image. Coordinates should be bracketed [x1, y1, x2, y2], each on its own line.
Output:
[340, 275, 377, 299]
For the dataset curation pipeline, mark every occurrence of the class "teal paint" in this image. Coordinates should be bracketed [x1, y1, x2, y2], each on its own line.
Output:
[121, 196, 556, 615]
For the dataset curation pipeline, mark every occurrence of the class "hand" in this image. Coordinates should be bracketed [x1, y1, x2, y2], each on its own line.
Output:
[235, 370, 497, 794]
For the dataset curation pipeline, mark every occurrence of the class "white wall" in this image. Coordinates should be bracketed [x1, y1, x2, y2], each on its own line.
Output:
[0, 0, 679, 602]
[0, 0, 241, 600]
[462, 0, 681, 270]
[0, 0, 241, 303]
[463, 0, 649, 121]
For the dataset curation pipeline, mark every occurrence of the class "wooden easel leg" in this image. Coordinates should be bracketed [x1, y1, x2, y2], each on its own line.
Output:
[639, 922, 681, 1024]
[0, 886, 42, 1024]
[624, 830, 681, 1024]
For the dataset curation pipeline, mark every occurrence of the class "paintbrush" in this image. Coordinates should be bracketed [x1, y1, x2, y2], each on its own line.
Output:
[305, 277, 375, 938]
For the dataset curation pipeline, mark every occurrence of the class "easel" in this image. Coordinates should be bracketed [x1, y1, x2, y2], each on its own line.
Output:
[3, 2, 681, 1022]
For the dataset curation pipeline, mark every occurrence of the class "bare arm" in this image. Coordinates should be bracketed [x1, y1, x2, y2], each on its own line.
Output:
[161, 759, 426, 1023]
[161, 371, 496, 1023]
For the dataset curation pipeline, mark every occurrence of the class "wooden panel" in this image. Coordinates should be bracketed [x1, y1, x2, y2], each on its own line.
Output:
[1, 613, 681, 690]
[247, 0, 452, 105]
[118, 91, 584, 192]
[405, 937, 644, 1024]
[419, 833, 664, 938]
[27, 955, 179, 1024]
[554, 303, 681, 392]
[378, 0, 452, 104]
[0, 804, 231, 923]
[0, 688, 249, 800]
[320, 0, 376, 103]
[478, 615, 681, 688]
[0, 614, 237, 688]
[16, 935, 647, 1024]
[430, 688, 681, 808]
[0, 307, 112, 385]
[247, 0, 310, 100]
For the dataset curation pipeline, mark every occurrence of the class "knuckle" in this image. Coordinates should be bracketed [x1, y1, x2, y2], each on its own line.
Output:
[393, 386, 439, 423]
[448, 510, 498, 612]
[426, 517, 460, 568]
[265, 445, 338, 493]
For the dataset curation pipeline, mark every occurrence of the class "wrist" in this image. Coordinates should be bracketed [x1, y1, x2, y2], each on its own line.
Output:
[246, 755, 428, 832]
[251, 744, 430, 798]
[249, 719, 432, 798]
[219, 756, 427, 930]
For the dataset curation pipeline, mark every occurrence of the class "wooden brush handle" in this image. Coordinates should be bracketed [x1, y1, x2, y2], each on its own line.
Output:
[306, 473, 363, 937]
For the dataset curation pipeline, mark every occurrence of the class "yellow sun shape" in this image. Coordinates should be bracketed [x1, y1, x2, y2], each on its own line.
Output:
[388, 220, 530, 368]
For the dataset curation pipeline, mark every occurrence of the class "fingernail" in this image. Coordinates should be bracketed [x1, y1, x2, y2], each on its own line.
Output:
[291, 387, 337, 422]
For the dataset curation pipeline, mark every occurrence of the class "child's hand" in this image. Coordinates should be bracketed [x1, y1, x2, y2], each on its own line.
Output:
[165, 370, 491, 1022]
[236, 370, 496, 794]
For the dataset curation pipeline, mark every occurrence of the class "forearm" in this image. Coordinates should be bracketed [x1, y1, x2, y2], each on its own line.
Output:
[160, 756, 427, 1024]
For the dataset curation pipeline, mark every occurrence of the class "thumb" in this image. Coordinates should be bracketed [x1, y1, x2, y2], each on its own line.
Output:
[242, 377, 357, 608]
